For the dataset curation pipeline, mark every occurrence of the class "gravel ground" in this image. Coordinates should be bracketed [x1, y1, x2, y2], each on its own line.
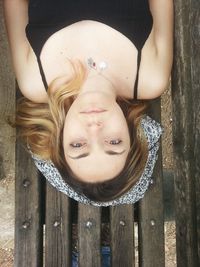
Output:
[161, 85, 173, 170]
[165, 222, 176, 267]
[161, 86, 176, 267]
[0, 86, 176, 266]
[0, 177, 14, 267]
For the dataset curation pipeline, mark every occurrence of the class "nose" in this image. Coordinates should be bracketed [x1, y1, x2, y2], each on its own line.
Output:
[87, 120, 103, 128]
[85, 116, 103, 131]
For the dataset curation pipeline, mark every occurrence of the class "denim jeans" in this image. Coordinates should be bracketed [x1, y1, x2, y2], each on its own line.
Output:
[72, 246, 111, 267]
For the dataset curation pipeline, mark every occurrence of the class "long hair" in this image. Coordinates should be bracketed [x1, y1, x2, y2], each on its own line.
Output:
[15, 60, 149, 202]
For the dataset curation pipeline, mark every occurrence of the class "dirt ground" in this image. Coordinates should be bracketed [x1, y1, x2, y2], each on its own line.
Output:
[0, 176, 14, 267]
[0, 86, 176, 266]
[161, 86, 176, 267]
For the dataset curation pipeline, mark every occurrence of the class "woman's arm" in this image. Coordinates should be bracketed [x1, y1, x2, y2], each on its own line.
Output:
[3, 0, 48, 102]
[3, 0, 30, 80]
[140, 0, 174, 99]
[150, 0, 174, 96]
[149, 0, 174, 58]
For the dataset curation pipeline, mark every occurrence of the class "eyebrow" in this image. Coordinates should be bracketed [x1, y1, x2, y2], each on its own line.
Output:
[68, 150, 126, 160]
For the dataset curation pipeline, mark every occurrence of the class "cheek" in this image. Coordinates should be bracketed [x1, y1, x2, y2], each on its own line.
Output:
[64, 119, 82, 137]
[111, 114, 130, 144]
[109, 113, 128, 130]
[63, 120, 83, 152]
[63, 113, 81, 141]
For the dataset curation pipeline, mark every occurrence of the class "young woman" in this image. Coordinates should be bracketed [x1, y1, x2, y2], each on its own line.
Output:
[3, 0, 173, 206]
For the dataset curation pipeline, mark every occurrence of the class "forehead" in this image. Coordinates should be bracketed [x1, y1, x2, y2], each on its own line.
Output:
[66, 152, 128, 182]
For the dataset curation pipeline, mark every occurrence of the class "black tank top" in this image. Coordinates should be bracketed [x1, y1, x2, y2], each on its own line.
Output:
[26, 0, 153, 99]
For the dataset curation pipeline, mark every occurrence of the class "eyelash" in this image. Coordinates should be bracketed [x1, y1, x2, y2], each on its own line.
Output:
[70, 139, 122, 148]
[70, 142, 86, 148]
[107, 139, 122, 145]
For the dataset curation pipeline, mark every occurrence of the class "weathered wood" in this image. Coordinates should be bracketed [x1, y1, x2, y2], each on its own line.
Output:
[7, 0, 200, 265]
[0, 1, 15, 181]
[15, 142, 43, 267]
[138, 99, 165, 267]
[191, 1, 200, 264]
[110, 205, 135, 267]
[45, 183, 72, 267]
[78, 204, 101, 267]
[171, 1, 200, 266]
[163, 169, 175, 221]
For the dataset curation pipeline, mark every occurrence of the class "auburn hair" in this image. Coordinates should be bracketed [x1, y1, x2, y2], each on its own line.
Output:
[15, 60, 149, 202]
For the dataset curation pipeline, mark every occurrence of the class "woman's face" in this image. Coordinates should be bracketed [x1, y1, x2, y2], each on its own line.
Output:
[63, 91, 130, 182]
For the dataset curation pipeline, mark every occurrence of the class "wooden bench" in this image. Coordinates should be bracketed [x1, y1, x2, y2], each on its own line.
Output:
[14, 95, 164, 267]
[0, 0, 199, 266]
[15, 99, 166, 267]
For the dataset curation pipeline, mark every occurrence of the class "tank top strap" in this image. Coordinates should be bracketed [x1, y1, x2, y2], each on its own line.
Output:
[37, 57, 48, 90]
[133, 49, 142, 100]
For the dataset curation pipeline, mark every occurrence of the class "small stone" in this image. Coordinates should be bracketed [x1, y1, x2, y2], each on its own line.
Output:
[150, 220, 156, 226]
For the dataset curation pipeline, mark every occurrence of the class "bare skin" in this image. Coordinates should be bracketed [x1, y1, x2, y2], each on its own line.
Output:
[3, 0, 174, 182]
[3, 0, 174, 102]
[63, 74, 131, 182]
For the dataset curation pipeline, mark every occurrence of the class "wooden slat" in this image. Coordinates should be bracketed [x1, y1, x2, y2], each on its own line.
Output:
[45, 183, 72, 266]
[191, 1, 200, 264]
[110, 205, 135, 267]
[138, 99, 165, 267]
[195, 140, 200, 266]
[78, 204, 101, 267]
[172, 1, 200, 266]
[15, 143, 43, 267]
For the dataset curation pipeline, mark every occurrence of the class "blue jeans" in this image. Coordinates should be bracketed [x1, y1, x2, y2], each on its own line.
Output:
[72, 246, 111, 267]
